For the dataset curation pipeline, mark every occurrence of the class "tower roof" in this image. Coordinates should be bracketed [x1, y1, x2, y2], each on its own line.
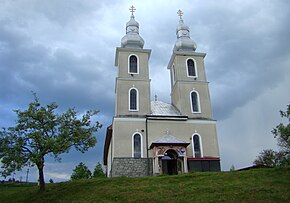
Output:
[121, 6, 144, 49]
[174, 10, 197, 52]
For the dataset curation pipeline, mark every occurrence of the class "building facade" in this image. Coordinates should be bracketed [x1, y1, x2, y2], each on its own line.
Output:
[104, 9, 220, 177]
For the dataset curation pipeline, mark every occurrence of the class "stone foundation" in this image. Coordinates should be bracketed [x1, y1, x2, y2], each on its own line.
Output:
[111, 157, 153, 177]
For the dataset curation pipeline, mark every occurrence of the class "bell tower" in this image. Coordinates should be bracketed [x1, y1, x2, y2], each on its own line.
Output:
[168, 10, 213, 119]
[115, 6, 151, 116]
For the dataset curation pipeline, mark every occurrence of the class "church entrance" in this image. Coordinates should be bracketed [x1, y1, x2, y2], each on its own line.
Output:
[161, 150, 178, 175]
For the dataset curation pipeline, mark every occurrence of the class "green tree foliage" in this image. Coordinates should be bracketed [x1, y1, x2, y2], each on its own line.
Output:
[71, 162, 92, 180]
[254, 104, 290, 167]
[0, 94, 102, 191]
[272, 104, 290, 153]
[254, 149, 279, 167]
[93, 162, 105, 178]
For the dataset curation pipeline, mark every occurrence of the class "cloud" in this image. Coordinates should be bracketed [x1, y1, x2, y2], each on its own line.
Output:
[219, 72, 290, 170]
[45, 172, 70, 181]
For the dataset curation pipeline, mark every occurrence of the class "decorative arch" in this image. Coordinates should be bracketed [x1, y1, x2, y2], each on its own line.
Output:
[129, 87, 139, 111]
[186, 58, 197, 78]
[163, 149, 179, 159]
[132, 132, 143, 158]
[192, 133, 203, 158]
[128, 54, 139, 74]
[190, 90, 201, 113]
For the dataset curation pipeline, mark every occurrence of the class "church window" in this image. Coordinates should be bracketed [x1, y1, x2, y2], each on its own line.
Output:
[172, 65, 176, 84]
[132, 133, 142, 158]
[190, 90, 201, 113]
[187, 58, 197, 78]
[129, 55, 138, 74]
[129, 88, 138, 111]
[192, 134, 203, 158]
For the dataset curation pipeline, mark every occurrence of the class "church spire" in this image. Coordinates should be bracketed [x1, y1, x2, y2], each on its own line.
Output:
[121, 6, 144, 49]
[174, 10, 197, 52]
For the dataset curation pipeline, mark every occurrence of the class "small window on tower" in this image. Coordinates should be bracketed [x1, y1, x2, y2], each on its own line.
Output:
[190, 91, 200, 113]
[129, 88, 138, 111]
[187, 59, 197, 78]
[129, 55, 138, 74]
[172, 65, 176, 84]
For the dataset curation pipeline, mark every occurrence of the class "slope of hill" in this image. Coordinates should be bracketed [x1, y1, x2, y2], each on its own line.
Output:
[1, 168, 289, 202]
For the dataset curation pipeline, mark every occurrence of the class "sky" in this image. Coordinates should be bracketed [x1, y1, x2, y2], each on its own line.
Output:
[0, 0, 289, 182]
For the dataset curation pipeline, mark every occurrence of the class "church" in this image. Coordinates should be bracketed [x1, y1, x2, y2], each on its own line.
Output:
[103, 7, 221, 177]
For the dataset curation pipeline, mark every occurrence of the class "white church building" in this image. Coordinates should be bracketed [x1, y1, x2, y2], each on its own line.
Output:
[104, 8, 220, 177]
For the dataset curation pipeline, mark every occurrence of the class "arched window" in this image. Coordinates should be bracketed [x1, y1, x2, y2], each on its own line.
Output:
[187, 59, 197, 77]
[190, 90, 201, 113]
[172, 65, 176, 84]
[129, 88, 138, 111]
[132, 133, 142, 158]
[129, 55, 138, 74]
[192, 134, 203, 158]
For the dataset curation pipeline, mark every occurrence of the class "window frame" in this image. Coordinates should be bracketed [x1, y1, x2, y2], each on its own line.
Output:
[190, 90, 201, 113]
[132, 132, 143, 158]
[186, 58, 198, 78]
[129, 87, 139, 111]
[172, 64, 176, 84]
[192, 133, 203, 158]
[128, 54, 139, 74]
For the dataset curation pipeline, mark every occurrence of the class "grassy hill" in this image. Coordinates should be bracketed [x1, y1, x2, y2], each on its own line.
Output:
[1, 168, 289, 203]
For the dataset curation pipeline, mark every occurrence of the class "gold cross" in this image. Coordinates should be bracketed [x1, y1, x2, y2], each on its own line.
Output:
[129, 5, 136, 15]
[177, 9, 183, 19]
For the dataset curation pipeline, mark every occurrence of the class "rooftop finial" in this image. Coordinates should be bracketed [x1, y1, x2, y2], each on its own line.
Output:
[177, 9, 183, 19]
[154, 94, 158, 101]
[129, 5, 136, 16]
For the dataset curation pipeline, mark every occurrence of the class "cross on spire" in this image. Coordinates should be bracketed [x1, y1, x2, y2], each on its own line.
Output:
[129, 5, 136, 15]
[177, 9, 183, 19]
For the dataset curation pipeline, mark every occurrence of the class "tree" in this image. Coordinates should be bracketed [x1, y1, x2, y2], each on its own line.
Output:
[254, 104, 290, 167]
[230, 165, 235, 171]
[93, 162, 105, 178]
[271, 104, 290, 154]
[71, 162, 91, 180]
[0, 94, 102, 191]
[254, 149, 279, 167]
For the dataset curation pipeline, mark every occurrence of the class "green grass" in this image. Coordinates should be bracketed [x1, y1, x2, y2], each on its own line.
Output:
[1, 168, 289, 203]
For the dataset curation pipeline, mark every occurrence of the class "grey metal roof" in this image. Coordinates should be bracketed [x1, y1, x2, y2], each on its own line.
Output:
[150, 101, 181, 116]
[152, 135, 188, 144]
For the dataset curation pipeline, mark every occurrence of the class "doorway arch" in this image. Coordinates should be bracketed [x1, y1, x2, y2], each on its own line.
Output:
[161, 149, 179, 175]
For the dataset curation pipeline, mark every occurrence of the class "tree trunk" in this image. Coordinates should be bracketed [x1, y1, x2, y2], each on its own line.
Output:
[37, 159, 45, 191]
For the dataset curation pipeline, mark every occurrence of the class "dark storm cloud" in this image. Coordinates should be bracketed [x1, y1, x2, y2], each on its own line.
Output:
[185, 0, 290, 120]
[0, 0, 117, 118]
[0, 27, 115, 114]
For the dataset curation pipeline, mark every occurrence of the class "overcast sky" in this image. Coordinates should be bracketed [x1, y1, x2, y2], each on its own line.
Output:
[1, 0, 289, 182]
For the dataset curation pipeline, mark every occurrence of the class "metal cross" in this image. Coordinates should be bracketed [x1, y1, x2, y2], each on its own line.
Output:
[177, 9, 183, 19]
[129, 5, 136, 15]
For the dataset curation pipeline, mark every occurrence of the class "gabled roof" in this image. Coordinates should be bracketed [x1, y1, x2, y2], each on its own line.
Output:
[150, 135, 190, 149]
[150, 101, 181, 116]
